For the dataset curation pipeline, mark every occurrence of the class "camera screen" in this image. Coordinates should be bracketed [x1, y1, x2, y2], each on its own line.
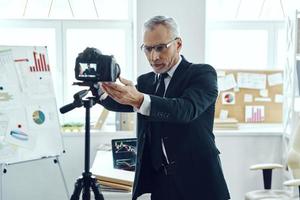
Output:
[78, 63, 97, 77]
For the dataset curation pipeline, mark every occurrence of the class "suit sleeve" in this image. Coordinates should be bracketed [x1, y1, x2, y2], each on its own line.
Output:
[98, 94, 134, 113]
[148, 66, 218, 123]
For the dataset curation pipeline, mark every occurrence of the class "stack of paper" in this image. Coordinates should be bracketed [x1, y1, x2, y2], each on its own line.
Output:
[91, 150, 134, 192]
[214, 118, 239, 130]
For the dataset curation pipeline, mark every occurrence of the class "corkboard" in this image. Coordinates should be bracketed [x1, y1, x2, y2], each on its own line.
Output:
[215, 69, 283, 123]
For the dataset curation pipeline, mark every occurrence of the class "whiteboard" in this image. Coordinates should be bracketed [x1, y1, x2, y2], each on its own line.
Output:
[0, 46, 64, 164]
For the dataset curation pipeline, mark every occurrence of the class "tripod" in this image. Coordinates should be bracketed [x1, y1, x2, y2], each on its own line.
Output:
[60, 90, 104, 200]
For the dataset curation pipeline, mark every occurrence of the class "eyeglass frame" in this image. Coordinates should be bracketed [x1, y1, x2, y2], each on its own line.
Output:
[140, 37, 179, 54]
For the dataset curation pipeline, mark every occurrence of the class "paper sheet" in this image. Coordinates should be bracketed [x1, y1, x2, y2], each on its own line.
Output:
[218, 74, 237, 91]
[244, 94, 253, 103]
[219, 109, 229, 120]
[268, 73, 283, 86]
[245, 106, 265, 123]
[259, 89, 268, 97]
[237, 73, 266, 89]
[255, 97, 271, 102]
[217, 70, 226, 77]
[275, 94, 283, 103]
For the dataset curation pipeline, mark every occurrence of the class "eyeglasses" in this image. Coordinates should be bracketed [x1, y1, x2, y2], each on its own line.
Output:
[140, 38, 178, 54]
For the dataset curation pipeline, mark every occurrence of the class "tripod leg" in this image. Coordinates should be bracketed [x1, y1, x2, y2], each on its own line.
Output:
[82, 179, 91, 200]
[90, 177, 104, 200]
[70, 178, 84, 200]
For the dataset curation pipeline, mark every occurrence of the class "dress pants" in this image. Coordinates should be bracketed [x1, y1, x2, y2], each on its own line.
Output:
[150, 164, 184, 200]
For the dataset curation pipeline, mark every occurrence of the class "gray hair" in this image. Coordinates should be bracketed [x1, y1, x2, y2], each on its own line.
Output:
[143, 16, 180, 39]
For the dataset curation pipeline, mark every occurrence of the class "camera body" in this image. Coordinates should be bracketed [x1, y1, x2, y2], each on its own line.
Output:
[75, 47, 120, 82]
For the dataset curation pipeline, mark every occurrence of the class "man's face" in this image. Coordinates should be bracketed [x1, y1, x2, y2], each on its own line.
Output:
[142, 24, 182, 74]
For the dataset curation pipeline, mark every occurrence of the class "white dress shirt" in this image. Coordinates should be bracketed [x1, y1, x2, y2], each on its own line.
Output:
[137, 56, 182, 164]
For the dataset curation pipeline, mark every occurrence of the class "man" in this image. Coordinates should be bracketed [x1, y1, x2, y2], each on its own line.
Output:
[83, 63, 96, 75]
[99, 16, 230, 200]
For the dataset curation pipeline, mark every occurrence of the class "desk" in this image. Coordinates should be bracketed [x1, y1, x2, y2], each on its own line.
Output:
[102, 192, 150, 200]
[91, 151, 150, 200]
[66, 124, 284, 200]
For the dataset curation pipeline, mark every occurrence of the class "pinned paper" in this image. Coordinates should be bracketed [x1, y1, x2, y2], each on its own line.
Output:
[217, 71, 226, 77]
[218, 74, 237, 91]
[222, 92, 235, 105]
[255, 97, 271, 102]
[219, 109, 229, 120]
[259, 89, 268, 97]
[244, 94, 253, 102]
[234, 87, 239, 92]
[268, 73, 283, 86]
[245, 106, 265, 123]
[275, 94, 283, 103]
[237, 72, 266, 89]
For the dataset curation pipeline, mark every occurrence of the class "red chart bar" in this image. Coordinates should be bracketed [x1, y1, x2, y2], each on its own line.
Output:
[33, 52, 38, 71]
[39, 53, 44, 71]
[14, 58, 29, 62]
[42, 54, 49, 71]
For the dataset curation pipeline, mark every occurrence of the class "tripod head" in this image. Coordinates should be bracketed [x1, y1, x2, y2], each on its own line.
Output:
[60, 83, 102, 114]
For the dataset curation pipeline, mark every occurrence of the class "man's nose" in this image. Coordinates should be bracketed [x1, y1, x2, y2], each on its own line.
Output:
[150, 49, 160, 60]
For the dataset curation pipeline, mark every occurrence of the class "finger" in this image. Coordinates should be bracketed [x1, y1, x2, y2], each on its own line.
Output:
[119, 77, 133, 86]
[103, 82, 126, 93]
[102, 84, 122, 99]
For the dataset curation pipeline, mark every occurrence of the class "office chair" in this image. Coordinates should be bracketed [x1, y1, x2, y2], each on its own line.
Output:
[245, 122, 300, 200]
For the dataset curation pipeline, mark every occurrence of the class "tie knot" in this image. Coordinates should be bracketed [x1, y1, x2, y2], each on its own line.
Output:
[159, 73, 168, 80]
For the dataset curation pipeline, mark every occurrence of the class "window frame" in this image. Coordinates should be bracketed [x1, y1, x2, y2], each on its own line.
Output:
[205, 20, 285, 69]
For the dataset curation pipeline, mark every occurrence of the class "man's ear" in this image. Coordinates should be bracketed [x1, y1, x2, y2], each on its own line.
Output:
[176, 38, 182, 52]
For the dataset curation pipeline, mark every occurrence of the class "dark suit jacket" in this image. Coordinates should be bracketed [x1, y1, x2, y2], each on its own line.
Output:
[100, 56, 230, 200]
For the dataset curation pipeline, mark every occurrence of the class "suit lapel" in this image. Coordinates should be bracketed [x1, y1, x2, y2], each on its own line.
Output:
[141, 72, 157, 95]
[165, 57, 191, 97]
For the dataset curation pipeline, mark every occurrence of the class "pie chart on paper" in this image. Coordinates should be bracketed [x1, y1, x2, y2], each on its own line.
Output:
[222, 92, 235, 104]
[224, 93, 234, 103]
[32, 110, 45, 125]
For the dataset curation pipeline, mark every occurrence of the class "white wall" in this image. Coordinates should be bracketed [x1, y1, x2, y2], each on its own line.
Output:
[136, 0, 206, 75]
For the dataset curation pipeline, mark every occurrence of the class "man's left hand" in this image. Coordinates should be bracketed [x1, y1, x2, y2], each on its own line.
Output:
[101, 77, 144, 109]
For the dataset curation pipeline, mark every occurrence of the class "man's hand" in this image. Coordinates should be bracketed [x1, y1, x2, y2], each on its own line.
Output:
[101, 77, 144, 109]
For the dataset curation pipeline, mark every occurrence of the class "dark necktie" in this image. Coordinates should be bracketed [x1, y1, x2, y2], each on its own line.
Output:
[151, 73, 168, 170]
[155, 73, 168, 97]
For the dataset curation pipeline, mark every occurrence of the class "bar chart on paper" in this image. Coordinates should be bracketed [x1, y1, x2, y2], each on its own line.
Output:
[245, 106, 265, 123]
[30, 51, 50, 72]
[14, 51, 50, 72]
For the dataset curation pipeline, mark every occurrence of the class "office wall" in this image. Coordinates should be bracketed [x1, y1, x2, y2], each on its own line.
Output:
[136, 0, 206, 75]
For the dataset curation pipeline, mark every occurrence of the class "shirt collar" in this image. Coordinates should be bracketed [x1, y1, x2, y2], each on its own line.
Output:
[158, 56, 182, 78]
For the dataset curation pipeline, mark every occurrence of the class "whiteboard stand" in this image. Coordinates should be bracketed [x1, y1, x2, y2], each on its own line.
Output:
[0, 156, 70, 200]
[54, 155, 70, 199]
[0, 163, 7, 200]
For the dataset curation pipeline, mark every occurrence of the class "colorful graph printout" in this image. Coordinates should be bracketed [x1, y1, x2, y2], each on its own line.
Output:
[32, 110, 45, 125]
[245, 106, 265, 123]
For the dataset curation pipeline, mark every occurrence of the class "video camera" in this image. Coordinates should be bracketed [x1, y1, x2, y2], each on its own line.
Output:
[74, 47, 120, 83]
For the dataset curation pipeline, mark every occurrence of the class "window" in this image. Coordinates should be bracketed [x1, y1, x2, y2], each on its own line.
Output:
[205, 22, 284, 69]
[62, 21, 133, 130]
[0, 0, 135, 131]
[206, 0, 286, 70]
